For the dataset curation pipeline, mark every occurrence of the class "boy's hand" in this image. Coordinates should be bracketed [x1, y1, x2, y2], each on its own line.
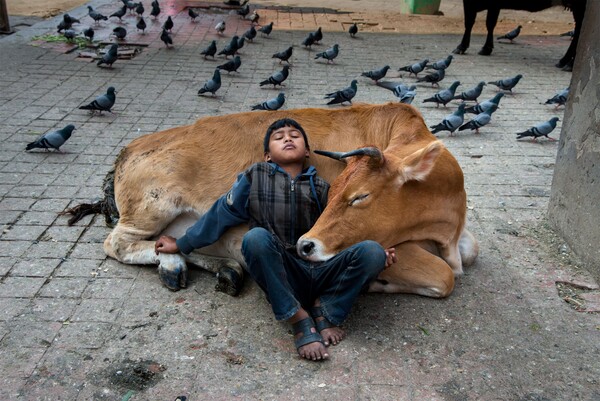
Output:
[384, 247, 397, 268]
[155, 235, 179, 255]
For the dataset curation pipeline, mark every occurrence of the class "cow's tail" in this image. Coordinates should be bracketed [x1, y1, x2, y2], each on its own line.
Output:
[60, 168, 119, 227]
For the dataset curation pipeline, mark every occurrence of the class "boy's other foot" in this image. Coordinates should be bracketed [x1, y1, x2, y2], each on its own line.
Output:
[292, 317, 329, 361]
[311, 305, 345, 346]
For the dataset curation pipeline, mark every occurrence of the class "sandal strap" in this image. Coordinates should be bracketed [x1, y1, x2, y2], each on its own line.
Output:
[310, 306, 334, 332]
[292, 317, 324, 350]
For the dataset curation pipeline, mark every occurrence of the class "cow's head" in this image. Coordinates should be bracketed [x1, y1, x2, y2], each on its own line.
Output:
[297, 140, 451, 261]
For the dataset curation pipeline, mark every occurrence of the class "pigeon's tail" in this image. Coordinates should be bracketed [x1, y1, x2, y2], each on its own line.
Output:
[422, 96, 437, 103]
[516, 131, 533, 139]
[259, 79, 271, 86]
[25, 141, 42, 151]
[60, 166, 119, 226]
[79, 103, 96, 110]
[429, 124, 444, 134]
[251, 104, 265, 110]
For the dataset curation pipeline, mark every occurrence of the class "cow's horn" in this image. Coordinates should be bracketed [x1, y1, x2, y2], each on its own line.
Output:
[339, 147, 383, 162]
[314, 149, 347, 161]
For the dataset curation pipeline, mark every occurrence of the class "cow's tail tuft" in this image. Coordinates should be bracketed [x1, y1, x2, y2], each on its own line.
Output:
[60, 168, 120, 227]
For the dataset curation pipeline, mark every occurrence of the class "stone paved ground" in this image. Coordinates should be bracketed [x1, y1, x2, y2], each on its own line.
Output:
[1, 1, 599, 400]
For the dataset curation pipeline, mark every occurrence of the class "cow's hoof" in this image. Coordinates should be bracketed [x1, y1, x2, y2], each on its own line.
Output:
[158, 262, 188, 291]
[452, 46, 466, 55]
[478, 47, 492, 56]
[215, 266, 242, 297]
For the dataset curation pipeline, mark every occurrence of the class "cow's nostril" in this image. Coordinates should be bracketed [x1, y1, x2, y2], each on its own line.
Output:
[301, 241, 315, 256]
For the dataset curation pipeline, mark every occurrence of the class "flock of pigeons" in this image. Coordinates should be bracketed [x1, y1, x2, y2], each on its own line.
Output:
[25, 1, 569, 152]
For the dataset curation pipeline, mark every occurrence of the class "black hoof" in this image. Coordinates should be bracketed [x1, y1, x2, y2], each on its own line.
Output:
[215, 266, 242, 296]
[478, 47, 493, 56]
[452, 46, 466, 55]
[158, 264, 188, 291]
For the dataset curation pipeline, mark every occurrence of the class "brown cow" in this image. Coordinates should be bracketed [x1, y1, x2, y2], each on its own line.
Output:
[64, 102, 478, 297]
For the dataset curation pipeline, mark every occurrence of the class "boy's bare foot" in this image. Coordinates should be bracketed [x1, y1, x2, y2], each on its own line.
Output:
[311, 303, 345, 346]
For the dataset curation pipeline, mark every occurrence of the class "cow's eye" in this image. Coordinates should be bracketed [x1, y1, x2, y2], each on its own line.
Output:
[349, 194, 369, 206]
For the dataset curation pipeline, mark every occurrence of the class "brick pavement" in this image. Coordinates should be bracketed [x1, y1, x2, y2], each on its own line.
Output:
[0, 1, 599, 400]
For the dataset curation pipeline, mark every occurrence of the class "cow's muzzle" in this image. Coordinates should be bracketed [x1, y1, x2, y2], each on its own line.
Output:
[296, 237, 333, 262]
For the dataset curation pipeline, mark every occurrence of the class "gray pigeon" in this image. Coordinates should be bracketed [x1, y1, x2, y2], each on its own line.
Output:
[201, 40, 217, 59]
[458, 105, 497, 133]
[376, 81, 411, 101]
[426, 55, 453, 70]
[26, 124, 75, 152]
[79, 86, 116, 114]
[272, 46, 293, 64]
[488, 74, 523, 92]
[259, 22, 273, 37]
[63, 29, 76, 42]
[324, 79, 357, 105]
[498, 25, 522, 42]
[400, 85, 417, 104]
[259, 65, 290, 87]
[198, 69, 222, 96]
[416, 68, 445, 87]
[545, 87, 569, 109]
[252, 92, 286, 111]
[349, 23, 358, 38]
[244, 26, 257, 42]
[110, 5, 127, 21]
[237, 4, 250, 18]
[218, 36, 239, 58]
[516, 117, 559, 141]
[361, 65, 390, 83]
[465, 93, 505, 114]
[429, 103, 466, 135]
[315, 44, 339, 64]
[453, 81, 486, 102]
[97, 44, 119, 68]
[217, 55, 241, 73]
[398, 59, 429, 77]
[87, 6, 108, 24]
[83, 27, 94, 41]
[422, 81, 461, 107]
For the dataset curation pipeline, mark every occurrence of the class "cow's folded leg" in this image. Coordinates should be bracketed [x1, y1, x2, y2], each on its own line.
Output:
[185, 254, 244, 296]
[157, 253, 188, 290]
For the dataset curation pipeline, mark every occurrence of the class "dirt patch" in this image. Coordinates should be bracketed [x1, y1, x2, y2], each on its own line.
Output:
[6, 0, 88, 18]
[89, 358, 166, 392]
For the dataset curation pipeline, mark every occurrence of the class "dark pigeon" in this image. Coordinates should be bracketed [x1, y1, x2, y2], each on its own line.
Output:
[516, 117, 560, 141]
[136, 17, 147, 33]
[361, 65, 390, 83]
[79, 86, 116, 115]
[426, 55, 453, 70]
[349, 23, 358, 38]
[218, 36, 239, 58]
[398, 59, 429, 77]
[422, 81, 461, 107]
[272, 46, 293, 64]
[465, 93, 505, 114]
[188, 8, 199, 21]
[26, 124, 75, 152]
[252, 92, 286, 111]
[324, 79, 357, 105]
[150, 2, 160, 19]
[259, 65, 290, 87]
[237, 4, 250, 19]
[312, 27, 323, 43]
[498, 25, 522, 42]
[545, 87, 569, 109]
[57, 15, 74, 32]
[217, 55, 241, 73]
[416, 68, 445, 87]
[63, 29, 76, 42]
[87, 6, 108, 24]
[198, 69, 222, 96]
[83, 26, 95, 41]
[163, 16, 174, 32]
[135, 2, 144, 17]
[97, 44, 119, 68]
[453, 81, 486, 102]
[236, 36, 245, 53]
[488, 74, 523, 92]
[160, 29, 173, 47]
[244, 26, 257, 42]
[112, 27, 127, 40]
[315, 44, 339, 63]
[302, 32, 316, 48]
[259, 22, 273, 37]
[201, 40, 217, 59]
[110, 5, 127, 21]
[429, 103, 466, 135]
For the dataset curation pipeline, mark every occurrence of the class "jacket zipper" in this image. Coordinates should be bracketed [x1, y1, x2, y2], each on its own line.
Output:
[289, 178, 296, 245]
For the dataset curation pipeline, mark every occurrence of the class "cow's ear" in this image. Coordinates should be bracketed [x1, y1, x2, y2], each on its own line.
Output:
[400, 141, 443, 182]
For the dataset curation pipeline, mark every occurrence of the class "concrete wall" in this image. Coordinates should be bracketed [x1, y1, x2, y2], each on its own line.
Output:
[548, 0, 600, 282]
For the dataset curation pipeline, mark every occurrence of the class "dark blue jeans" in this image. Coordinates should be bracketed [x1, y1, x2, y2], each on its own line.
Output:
[241, 227, 386, 326]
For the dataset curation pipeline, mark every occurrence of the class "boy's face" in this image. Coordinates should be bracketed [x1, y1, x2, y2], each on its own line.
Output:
[265, 125, 309, 165]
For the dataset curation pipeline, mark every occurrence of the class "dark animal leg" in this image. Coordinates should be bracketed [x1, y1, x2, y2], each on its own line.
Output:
[556, 0, 586, 70]
[479, 6, 500, 55]
[454, 0, 477, 54]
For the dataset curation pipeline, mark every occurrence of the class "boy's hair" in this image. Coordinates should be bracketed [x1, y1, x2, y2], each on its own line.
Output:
[263, 118, 310, 152]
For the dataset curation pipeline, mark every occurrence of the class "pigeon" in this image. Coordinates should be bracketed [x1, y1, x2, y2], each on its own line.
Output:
[324, 79, 358, 105]
[259, 22, 273, 37]
[237, 4, 250, 19]
[112, 27, 127, 40]
[25, 125, 75, 152]
[215, 21, 226, 35]
[79, 86, 117, 115]
[376, 81, 411, 101]
[458, 105, 497, 133]
[163, 16, 174, 32]
[312, 27, 323, 44]
[87, 6, 108, 24]
[426, 55, 453, 70]
[123, 0, 137, 14]
[135, 2, 145, 17]
[422, 81, 461, 107]
[188, 8, 199, 21]
[259, 65, 290, 87]
[429, 103, 466, 135]
[361, 65, 390, 83]
[244, 26, 257, 42]
[217, 55, 241, 73]
[252, 92, 286, 111]
[97, 44, 119, 67]
[349, 23, 358, 38]
[488, 74, 523, 92]
[498, 25, 522, 42]
[399, 85, 417, 104]
[150, 2, 160, 18]
[236, 36, 245, 53]
[465, 93, 505, 114]
[198, 69, 222, 96]
[218, 36, 239, 58]
[416, 68, 445, 87]
[453, 81, 486, 102]
[201, 40, 217, 59]
[64, 14, 80, 25]
[160, 28, 173, 47]
[272, 46, 293, 64]
[545, 87, 569, 109]
[83, 27, 95, 41]
[224, 0, 248, 5]
[63, 29, 76, 42]
[301, 32, 316, 48]
[516, 117, 560, 141]
[398, 59, 429, 77]
[110, 5, 127, 21]
[315, 44, 339, 63]
[248, 11, 259, 25]
[57, 15, 74, 32]
[560, 30, 574, 38]
[136, 17, 147, 33]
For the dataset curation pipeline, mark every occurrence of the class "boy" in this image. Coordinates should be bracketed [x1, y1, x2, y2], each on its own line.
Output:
[155, 118, 396, 361]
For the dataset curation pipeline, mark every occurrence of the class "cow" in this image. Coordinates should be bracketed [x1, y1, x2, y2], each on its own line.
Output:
[63, 103, 478, 298]
[453, 0, 587, 70]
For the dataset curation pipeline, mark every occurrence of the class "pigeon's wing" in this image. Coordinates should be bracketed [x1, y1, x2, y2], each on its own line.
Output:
[42, 131, 67, 148]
